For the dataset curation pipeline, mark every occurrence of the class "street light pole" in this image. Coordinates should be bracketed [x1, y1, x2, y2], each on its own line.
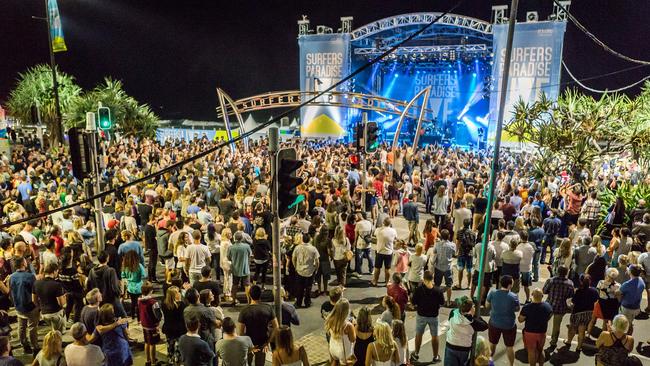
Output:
[471, 0, 519, 361]
[43, 0, 64, 147]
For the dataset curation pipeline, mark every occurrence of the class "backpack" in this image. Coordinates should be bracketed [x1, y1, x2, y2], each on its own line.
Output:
[147, 299, 163, 323]
[458, 229, 476, 256]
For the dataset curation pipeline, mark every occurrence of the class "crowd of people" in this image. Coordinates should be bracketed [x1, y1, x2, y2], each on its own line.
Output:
[0, 134, 648, 366]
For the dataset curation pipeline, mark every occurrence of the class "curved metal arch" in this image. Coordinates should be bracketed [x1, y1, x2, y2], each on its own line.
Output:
[351, 13, 492, 41]
[216, 88, 249, 153]
[215, 90, 439, 124]
[392, 86, 431, 151]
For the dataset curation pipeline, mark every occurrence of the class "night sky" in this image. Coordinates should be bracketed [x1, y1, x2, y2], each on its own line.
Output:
[1, 0, 649, 121]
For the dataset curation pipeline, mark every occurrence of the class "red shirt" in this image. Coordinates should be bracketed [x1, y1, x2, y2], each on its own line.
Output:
[138, 296, 160, 328]
[51, 235, 64, 257]
[387, 284, 409, 314]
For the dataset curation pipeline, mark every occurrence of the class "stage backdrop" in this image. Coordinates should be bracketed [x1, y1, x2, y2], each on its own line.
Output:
[299, 34, 351, 138]
[488, 21, 566, 143]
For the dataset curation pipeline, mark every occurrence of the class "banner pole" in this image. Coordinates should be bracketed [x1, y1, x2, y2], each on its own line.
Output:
[471, 0, 519, 362]
[44, 0, 64, 147]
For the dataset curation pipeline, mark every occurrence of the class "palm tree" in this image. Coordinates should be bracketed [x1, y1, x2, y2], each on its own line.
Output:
[68, 78, 158, 138]
[6, 64, 81, 147]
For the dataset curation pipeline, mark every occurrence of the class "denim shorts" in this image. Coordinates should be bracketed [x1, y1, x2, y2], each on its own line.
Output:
[456, 255, 473, 271]
[415, 314, 439, 336]
[520, 272, 532, 287]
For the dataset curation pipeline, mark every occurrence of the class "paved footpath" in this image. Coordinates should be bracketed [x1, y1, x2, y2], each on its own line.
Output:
[11, 213, 650, 365]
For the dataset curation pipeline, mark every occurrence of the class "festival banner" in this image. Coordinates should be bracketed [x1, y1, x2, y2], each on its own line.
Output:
[48, 0, 67, 52]
[299, 33, 351, 138]
[488, 21, 566, 143]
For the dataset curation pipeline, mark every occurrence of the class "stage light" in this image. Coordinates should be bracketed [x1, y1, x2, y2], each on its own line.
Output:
[395, 74, 399, 77]
[472, 73, 477, 77]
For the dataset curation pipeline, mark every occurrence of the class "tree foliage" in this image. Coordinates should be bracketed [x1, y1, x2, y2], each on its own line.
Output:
[505, 83, 650, 181]
[67, 78, 158, 138]
[5, 64, 82, 146]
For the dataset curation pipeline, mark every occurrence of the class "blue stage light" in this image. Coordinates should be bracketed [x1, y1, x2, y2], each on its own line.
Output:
[472, 73, 477, 77]
[395, 73, 399, 77]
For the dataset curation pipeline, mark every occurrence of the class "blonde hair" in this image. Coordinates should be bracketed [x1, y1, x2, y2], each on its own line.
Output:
[558, 238, 572, 259]
[606, 267, 619, 281]
[514, 216, 526, 231]
[474, 336, 491, 366]
[415, 243, 423, 256]
[222, 228, 233, 240]
[612, 314, 629, 333]
[592, 235, 604, 256]
[42, 330, 63, 360]
[373, 321, 397, 355]
[255, 228, 267, 240]
[325, 298, 350, 338]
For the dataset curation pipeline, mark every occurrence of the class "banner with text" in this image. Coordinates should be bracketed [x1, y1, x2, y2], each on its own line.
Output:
[299, 33, 351, 138]
[488, 21, 566, 143]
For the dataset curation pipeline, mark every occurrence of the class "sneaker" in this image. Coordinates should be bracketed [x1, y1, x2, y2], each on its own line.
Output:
[432, 355, 441, 363]
[410, 352, 419, 362]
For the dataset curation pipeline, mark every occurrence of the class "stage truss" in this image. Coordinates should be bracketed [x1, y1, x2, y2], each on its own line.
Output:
[350, 13, 493, 44]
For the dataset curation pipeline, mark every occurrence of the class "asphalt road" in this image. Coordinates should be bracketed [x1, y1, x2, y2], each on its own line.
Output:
[11, 213, 650, 365]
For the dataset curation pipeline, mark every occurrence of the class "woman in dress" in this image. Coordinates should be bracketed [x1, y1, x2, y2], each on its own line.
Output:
[587, 268, 620, 339]
[92, 304, 133, 366]
[204, 223, 221, 282]
[272, 326, 310, 366]
[422, 219, 439, 252]
[565, 274, 599, 351]
[365, 321, 399, 366]
[354, 307, 374, 366]
[326, 299, 356, 366]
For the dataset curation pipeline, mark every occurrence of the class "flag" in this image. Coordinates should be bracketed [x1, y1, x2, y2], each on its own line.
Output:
[48, 0, 67, 52]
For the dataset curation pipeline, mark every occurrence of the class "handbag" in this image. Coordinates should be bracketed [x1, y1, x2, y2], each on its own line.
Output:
[345, 250, 354, 262]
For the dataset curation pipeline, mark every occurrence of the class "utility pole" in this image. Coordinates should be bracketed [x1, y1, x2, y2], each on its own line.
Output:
[85, 112, 105, 252]
[269, 127, 282, 323]
[471, 0, 519, 362]
[44, 0, 64, 147]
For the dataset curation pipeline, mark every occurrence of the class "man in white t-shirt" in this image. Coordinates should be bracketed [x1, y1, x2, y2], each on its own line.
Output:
[185, 230, 212, 285]
[516, 232, 536, 303]
[372, 218, 397, 286]
[354, 212, 374, 274]
[65, 322, 105, 366]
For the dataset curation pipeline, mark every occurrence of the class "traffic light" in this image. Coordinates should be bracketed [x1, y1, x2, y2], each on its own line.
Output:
[352, 123, 363, 150]
[277, 148, 304, 219]
[365, 121, 379, 153]
[97, 106, 112, 130]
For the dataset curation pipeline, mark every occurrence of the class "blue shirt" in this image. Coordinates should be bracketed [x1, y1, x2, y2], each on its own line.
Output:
[620, 277, 645, 309]
[528, 227, 545, 248]
[10, 270, 36, 313]
[118, 240, 145, 265]
[17, 182, 32, 201]
[487, 289, 520, 329]
[187, 205, 201, 215]
[228, 242, 252, 277]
